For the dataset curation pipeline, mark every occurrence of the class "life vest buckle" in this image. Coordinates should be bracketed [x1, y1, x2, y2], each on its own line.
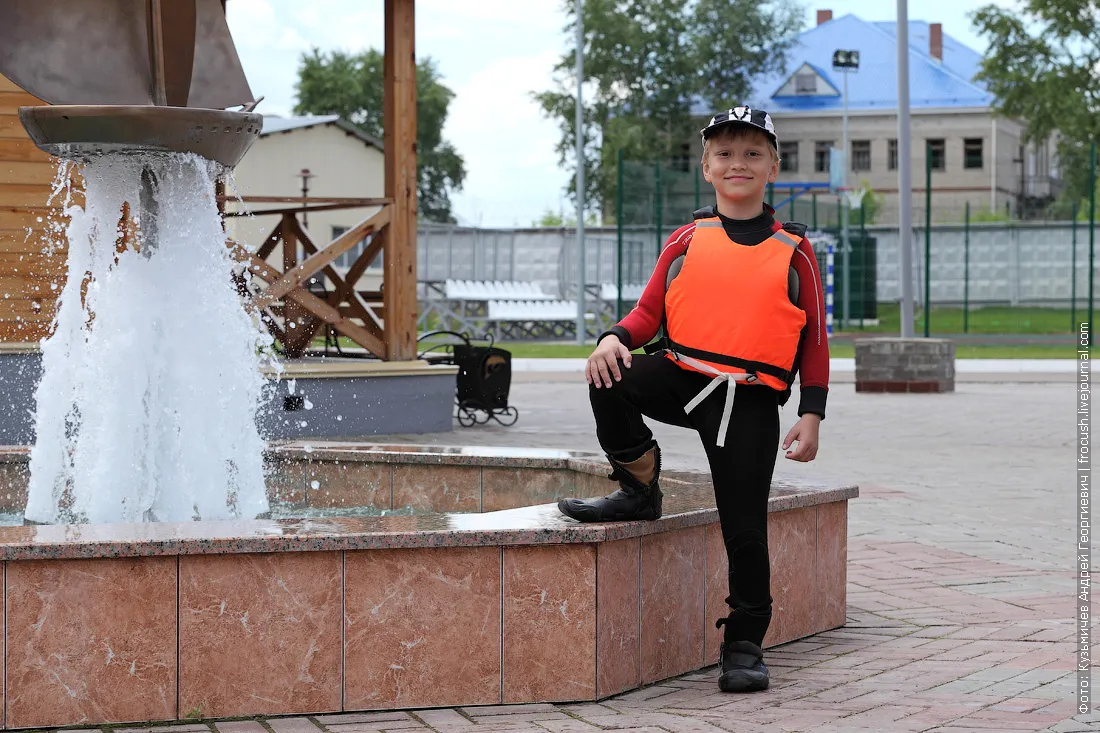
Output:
[745, 373, 758, 384]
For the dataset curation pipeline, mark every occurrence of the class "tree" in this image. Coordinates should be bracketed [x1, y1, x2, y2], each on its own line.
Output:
[294, 49, 467, 223]
[971, 1, 1100, 217]
[534, 0, 803, 217]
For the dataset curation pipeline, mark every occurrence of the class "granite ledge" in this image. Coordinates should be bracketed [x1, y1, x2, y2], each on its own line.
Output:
[0, 484, 856, 561]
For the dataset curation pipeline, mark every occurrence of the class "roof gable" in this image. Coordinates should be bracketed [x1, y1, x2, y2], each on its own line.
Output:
[260, 115, 383, 151]
[772, 62, 841, 98]
[742, 14, 993, 114]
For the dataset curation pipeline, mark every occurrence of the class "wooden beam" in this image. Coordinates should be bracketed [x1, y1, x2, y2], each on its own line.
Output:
[218, 196, 392, 206]
[228, 241, 387, 358]
[383, 0, 418, 361]
[224, 202, 390, 218]
[252, 206, 391, 309]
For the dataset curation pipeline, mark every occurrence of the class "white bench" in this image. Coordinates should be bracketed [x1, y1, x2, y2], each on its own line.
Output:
[598, 282, 646, 302]
[445, 279, 554, 301]
[485, 299, 595, 340]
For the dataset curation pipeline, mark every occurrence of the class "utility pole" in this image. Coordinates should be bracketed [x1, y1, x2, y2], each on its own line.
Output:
[299, 167, 314, 229]
[895, 0, 915, 337]
[574, 0, 587, 346]
[832, 49, 859, 329]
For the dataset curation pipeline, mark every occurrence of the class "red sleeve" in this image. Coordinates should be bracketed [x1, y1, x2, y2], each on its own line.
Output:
[791, 235, 830, 391]
[613, 223, 695, 349]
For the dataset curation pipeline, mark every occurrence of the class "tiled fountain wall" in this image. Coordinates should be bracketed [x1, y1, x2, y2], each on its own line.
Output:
[0, 446, 855, 728]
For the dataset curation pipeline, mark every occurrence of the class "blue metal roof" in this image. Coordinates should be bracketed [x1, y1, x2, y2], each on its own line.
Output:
[693, 14, 992, 116]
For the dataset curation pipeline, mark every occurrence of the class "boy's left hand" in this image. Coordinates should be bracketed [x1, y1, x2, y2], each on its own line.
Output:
[782, 414, 821, 462]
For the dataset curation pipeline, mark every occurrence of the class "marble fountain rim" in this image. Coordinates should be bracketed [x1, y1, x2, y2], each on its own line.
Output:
[0, 442, 858, 561]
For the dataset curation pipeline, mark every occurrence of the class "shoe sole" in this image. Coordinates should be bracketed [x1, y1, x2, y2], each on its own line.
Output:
[718, 671, 769, 692]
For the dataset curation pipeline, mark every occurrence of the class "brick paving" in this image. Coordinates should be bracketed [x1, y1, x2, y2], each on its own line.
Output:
[62, 373, 1095, 731]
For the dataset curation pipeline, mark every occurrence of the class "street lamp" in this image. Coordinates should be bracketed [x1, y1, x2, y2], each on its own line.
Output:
[832, 49, 859, 329]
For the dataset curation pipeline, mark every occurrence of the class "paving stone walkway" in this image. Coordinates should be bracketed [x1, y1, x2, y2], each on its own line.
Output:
[61, 373, 1095, 732]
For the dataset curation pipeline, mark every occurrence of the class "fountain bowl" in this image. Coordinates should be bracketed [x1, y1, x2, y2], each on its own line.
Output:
[18, 105, 263, 168]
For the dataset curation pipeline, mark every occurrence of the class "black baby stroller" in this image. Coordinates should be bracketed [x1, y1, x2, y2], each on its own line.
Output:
[417, 331, 519, 427]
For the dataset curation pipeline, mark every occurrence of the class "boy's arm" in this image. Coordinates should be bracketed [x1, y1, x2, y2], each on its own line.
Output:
[792, 236, 830, 419]
[598, 223, 695, 349]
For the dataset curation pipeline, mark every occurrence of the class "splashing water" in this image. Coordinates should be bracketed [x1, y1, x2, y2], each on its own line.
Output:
[25, 153, 272, 524]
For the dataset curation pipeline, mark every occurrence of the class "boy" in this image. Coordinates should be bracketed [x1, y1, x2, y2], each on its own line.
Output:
[557, 107, 829, 693]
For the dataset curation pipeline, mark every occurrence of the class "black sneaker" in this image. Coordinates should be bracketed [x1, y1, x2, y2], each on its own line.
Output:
[718, 639, 770, 692]
[557, 446, 662, 522]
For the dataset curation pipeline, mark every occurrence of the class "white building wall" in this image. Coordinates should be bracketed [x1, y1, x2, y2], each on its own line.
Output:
[225, 123, 386, 290]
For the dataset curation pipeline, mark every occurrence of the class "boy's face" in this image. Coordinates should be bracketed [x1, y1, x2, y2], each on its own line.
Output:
[702, 129, 779, 206]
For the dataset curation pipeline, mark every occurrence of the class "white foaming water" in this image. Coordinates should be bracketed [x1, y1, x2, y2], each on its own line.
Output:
[26, 153, 272, 524]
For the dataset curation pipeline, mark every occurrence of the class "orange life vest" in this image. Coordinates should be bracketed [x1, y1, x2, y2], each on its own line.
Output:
[659, 217, 807, 446]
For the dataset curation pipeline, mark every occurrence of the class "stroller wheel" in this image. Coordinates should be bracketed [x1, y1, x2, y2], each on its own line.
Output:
[492, 406, 519, 426]
[457, 405, 478, 427]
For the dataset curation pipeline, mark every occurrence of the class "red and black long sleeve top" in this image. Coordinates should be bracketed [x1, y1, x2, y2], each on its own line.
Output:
[602, 204, 830, 419]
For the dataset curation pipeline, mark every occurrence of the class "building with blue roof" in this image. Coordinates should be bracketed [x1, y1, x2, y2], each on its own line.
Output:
[697, 9, 1059, 224]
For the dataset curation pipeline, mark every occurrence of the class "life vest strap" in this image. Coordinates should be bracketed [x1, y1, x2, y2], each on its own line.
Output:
[675, 353, 755, 448]
[668, 339, 794, 385]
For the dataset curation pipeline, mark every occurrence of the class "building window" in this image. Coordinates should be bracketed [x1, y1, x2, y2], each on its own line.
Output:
[888, 139, 898, 170]
[779, 141, 799, 172]
[927, 138, 946, 171]
[795, 73, 817, 94]
[964, 138, 983, 169]
[851, 140, 871, 172]
[814, 141, 833, 173]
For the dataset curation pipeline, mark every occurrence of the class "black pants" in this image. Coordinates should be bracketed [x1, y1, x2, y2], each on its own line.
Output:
[589, 353, 780, 648]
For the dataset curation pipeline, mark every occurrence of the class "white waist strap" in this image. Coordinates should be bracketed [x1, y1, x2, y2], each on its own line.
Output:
[675, 353, 755, 448]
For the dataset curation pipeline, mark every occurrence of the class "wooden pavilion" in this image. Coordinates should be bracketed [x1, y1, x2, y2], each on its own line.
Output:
[0, 0, 420, 363]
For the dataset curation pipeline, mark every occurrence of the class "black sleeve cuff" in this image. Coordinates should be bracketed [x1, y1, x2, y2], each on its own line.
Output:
[797, 386, 827, 420]
[597, 326, 633, 350]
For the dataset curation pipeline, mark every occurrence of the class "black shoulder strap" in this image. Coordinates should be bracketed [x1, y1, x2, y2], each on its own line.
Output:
[782, 221, 808, 238]
[692, 205, 717, 220]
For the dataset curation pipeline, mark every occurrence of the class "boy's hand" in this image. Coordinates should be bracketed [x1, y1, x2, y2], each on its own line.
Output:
[782, 414, 821, 462]
[586, 335, 632, 388]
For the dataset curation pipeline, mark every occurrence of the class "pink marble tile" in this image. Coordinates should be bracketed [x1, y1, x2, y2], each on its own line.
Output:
[503, 544, 596, 702]
[306, 462, 391, 510]
[179, 552, 342, 718]
[762, 506, 817, 648]
[344, 546, 501, 709]
[6, 557, 176, 728]
[816, 501, 848, 631]
[265, 458, 307, 507]
[482, 468, 575, 512]
[639, 526, 705, 684]
[703, 523, 728, 667]
[0, 461, 28, 513]
[392, 464, 481, 513]
[596, 538, 640, 698]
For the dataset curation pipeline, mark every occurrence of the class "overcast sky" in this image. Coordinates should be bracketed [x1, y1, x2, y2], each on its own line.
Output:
[226, 0, 1015, 228]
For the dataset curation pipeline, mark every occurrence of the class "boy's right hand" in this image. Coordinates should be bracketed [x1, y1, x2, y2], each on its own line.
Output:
[586, 334, 632, 388]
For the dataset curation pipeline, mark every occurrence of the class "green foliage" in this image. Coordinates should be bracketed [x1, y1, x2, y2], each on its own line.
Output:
[968, 205, 1012, 223]
[854, 181, 884, 226]
[534, 0, 804, 214]
[294, 48, 466, 223]
[533, 209, 600, 227]
[971, 1, 1100, 213]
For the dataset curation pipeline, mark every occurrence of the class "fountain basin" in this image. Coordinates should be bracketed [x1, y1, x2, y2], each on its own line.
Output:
[0, 444, 855, 727]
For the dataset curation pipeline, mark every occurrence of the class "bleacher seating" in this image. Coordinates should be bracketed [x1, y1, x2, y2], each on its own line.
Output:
[598, 283, 646, 302]
[486, 300, 594, 340]
[444, 279, 554, 301]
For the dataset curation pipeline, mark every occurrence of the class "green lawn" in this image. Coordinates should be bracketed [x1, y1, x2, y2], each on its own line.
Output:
[840, 302, 1084, 335]
[494, 341, 1081, 360]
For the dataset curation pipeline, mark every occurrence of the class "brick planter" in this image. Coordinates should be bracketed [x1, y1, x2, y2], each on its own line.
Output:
[854, 337, 955, 393]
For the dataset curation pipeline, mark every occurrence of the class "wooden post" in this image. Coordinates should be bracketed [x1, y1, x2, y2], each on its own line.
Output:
[383, 0, 418, 361]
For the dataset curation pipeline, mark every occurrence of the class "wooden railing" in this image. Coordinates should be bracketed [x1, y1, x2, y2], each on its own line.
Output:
[224, 197, 394, 359]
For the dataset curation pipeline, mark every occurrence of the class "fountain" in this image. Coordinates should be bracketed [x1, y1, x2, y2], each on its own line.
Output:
[0, 1, 854, 726]
[2, 0, 268, 523]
